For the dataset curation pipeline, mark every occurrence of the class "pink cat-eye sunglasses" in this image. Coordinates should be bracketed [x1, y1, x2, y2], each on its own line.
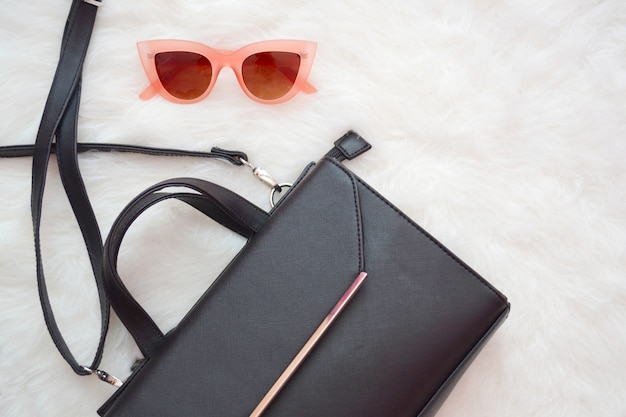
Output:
[137, 39, 317, 104]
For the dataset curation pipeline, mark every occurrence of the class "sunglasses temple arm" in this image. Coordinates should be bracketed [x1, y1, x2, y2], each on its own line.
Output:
[282, 66, 317, 94]
[139, 84, 159, 100]
[301, 80, 317, 94]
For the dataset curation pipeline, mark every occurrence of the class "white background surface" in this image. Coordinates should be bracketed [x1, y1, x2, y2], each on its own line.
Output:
[1, 1, 625, 416]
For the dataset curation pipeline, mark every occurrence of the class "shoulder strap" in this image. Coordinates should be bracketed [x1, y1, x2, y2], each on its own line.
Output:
[31, 0, 103, 377]
[20, 0, 250, 379]
[0, 143, 248, 164]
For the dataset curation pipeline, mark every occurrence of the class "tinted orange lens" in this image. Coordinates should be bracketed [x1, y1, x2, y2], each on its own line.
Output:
[155, 52, 212, 100]
[241, 52, 301, 100]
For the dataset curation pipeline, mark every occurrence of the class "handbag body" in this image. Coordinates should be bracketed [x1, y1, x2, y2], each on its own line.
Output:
[97, 132, 510, 417]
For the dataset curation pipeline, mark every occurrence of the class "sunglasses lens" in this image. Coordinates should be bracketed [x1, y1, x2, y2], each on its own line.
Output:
[155, 52, 212, 100]
[242, 52, 301, 100]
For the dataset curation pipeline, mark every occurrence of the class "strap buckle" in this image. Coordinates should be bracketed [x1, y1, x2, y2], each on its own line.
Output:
[82, 0, 102, 6]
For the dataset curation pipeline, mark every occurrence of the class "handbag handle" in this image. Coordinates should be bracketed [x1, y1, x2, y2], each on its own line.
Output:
[102, 178, 269, 358]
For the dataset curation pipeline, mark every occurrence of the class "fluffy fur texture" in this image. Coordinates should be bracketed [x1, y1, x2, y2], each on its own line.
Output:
[1, 1, 625, 416]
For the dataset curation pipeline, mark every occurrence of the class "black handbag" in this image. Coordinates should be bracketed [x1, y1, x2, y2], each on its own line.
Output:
[1, 1, 510, 416]
[97, 131, 510, 417]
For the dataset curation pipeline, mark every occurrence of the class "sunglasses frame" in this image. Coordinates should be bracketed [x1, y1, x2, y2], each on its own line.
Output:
[137, 39, 317, 104]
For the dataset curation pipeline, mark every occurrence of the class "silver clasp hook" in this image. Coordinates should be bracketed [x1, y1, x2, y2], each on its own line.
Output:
[239, 157, 280, 190]
[239, 157, 291, 207]
[83, 366, 124, 388]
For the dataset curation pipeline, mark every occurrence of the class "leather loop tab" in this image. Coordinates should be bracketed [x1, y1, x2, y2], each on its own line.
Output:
[210, 147, 248, 165]
[327, 131, 372, 162]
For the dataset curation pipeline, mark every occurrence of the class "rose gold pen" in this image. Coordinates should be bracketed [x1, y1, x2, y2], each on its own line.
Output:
[249, 272, 368, 417]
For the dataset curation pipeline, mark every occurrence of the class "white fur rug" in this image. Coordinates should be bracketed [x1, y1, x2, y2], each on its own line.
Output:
[1, 1, 625, 416]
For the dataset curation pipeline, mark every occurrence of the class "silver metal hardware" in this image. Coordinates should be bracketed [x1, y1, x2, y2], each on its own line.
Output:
[239, 157, 292, 207]
[82, 0, 103, 6]
[83, 366, 124, 387]
[270, 183, 292, 208]
[254, 167, 279, 190]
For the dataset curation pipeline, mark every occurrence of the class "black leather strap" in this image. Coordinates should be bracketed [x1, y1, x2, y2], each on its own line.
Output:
[102, 178, 269, 357]
[31, 0, 103, 376]
[0, 143, 248, 166]
[21, 0, 252, 376]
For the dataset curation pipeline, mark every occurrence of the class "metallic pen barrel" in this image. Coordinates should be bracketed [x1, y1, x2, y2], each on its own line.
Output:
[249, 272, 368, 417]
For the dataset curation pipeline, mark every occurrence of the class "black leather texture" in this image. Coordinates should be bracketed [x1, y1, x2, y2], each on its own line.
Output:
[98, 150, 510, 417]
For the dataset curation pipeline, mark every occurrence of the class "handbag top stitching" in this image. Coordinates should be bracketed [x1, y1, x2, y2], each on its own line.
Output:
[333, 160, 365, 273]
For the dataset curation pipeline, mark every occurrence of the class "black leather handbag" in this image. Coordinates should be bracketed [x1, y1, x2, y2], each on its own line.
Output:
[1, 1, 510, 416]
[97, 131, 510, 417]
